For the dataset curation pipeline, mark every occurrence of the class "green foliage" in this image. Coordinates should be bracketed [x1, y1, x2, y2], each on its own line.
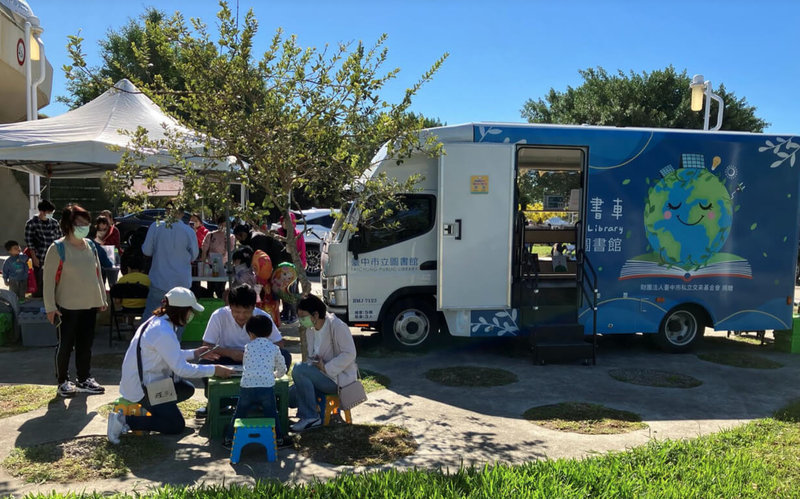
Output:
[16, 418, 800, 497]
[63, 2, 447, 293]
[60, 9, 187, 112]
[521, 66, 769, 132]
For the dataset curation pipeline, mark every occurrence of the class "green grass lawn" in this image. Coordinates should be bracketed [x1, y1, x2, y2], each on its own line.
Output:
[15, 413, 800, 497]
[0, 385, 57, 419]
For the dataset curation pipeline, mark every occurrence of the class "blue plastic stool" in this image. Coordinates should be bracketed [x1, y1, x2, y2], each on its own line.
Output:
[230, 418, 277, 464]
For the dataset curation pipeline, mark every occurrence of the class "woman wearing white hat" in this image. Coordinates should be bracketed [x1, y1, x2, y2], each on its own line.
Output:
[107, 287, 234, 443]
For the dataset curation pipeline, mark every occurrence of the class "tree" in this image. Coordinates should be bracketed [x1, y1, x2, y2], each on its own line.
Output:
[520, 66, 768, 132]
[60, 8, 186, 111]
[64, 2, 447, 294]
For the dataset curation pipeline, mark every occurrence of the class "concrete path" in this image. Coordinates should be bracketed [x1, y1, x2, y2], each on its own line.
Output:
[2, 322, 800, 497]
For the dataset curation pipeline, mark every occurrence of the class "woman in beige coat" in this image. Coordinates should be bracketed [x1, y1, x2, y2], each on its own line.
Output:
[289, 294, 357, 431]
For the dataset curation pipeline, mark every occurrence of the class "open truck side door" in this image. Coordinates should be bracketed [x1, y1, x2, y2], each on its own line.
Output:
[437, 143, 515, 310]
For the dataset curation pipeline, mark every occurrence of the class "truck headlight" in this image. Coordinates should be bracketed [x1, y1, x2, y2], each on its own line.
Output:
[328, 275, 347, 290]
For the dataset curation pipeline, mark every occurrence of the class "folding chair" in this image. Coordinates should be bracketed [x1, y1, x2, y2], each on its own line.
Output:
[108, 282, 150, 346]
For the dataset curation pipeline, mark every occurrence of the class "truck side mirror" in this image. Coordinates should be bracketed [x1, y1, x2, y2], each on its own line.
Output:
[348, 232, 362, 259]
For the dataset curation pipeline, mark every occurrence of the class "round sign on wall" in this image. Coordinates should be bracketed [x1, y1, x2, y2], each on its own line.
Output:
[16, 38, 25, 66]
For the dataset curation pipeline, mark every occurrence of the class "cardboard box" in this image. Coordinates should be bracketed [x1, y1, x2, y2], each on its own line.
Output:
[18, 312, 57, 347]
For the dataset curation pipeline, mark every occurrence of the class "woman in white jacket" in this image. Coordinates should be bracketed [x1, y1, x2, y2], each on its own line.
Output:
[290, 294, 357, 431]
[107, 287, 234, 444]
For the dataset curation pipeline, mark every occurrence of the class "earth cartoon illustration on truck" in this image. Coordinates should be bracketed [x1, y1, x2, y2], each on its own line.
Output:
[620, 153, 751, 281]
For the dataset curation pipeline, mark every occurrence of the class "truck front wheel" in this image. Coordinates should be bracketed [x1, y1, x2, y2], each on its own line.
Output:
[382, 298, 438, 351]
[655, 306, 704, 353]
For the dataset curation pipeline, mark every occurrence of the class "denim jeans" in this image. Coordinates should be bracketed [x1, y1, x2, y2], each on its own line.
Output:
[126, 380, 195, 435]
[224, 386, 280, 441]
[140, 285, 183, 337]
[140, 285, 167, 323]
[289, 361, 338, 420]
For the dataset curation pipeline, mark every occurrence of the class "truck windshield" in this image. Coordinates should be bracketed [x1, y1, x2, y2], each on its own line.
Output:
[356, 194, 435, 253]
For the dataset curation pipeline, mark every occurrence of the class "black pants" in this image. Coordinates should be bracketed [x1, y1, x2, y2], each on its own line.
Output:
[33, 265, 43, 298]
[54, 308, 97, 384]
[208, 281, 225, 300]
[126, 380, 195, 434]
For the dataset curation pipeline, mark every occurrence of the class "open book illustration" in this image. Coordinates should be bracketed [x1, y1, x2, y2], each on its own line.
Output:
[619, 253, 752, 282]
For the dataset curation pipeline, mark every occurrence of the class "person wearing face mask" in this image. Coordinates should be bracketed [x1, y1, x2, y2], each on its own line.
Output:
[193, 283, 289, 418]
[107, 287, 235, 444]
[289, 294, 357, 432]
[24, 199, 62, 297]
[43, 204, 108, 398]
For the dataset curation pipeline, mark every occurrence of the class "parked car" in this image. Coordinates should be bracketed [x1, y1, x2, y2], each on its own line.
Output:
[272, 208, 338, 276]
[116, 209, 217, 248]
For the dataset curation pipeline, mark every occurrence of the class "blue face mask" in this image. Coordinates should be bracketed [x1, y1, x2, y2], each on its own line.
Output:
[73, 226, 90, 239]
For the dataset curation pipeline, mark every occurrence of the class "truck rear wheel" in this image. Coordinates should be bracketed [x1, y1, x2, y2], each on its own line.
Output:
[655, 306, 704, 353]
[382, 298, 438, 351]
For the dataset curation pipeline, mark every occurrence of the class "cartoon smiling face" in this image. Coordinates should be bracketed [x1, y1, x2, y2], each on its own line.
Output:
[644, 168, 733, 268]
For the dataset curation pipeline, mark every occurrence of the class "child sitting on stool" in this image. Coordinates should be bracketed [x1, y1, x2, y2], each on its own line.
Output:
[223, 314, 288, 449]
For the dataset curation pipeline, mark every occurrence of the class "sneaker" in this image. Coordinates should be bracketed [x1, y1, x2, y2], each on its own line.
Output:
[195, 406, 208, 419]
[57, 381, 77, 398]
[76, 377, 105, 394]
[107, 410, 130, 444]
[290, 417, 321, 432]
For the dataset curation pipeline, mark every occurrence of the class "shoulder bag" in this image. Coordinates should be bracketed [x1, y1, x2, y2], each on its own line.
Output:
[136, 317, 177, 406]
[330, 326, 367, 411]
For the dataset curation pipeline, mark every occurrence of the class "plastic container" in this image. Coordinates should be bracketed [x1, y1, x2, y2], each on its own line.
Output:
[181, 298, 225, 342]
[18, 311, 57, 347]
[0, 312, 12, 346]
[774, 314, 800, 354]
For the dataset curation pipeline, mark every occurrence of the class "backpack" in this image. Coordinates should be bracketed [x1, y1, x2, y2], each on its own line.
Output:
[54, 240, 101, 286]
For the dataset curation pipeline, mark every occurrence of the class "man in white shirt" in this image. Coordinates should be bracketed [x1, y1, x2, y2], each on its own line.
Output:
[196, 284, 290, 417]
[201, 284, 289, 365]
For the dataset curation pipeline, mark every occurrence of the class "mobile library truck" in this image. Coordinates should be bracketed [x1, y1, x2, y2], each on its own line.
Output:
[321, 123, 800, 358]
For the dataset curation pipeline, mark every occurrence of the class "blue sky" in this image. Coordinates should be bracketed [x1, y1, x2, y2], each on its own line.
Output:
[30, 0, 800, 134]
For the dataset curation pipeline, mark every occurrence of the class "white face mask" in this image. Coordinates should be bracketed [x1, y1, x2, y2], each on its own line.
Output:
[73, 226, 90, 239]
[45, 213, 54, 220]
[186, 311, 195, 325]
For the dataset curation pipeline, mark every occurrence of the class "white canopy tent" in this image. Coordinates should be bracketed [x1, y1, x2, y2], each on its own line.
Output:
[0, 78, 235, 179]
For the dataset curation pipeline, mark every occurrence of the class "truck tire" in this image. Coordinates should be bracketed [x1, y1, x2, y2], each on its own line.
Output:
[655, 306, 704, 353]
[382, 298, 438, 350]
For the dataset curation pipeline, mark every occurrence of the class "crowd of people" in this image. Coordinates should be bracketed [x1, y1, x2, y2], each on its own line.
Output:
[4, 200, 357, 450]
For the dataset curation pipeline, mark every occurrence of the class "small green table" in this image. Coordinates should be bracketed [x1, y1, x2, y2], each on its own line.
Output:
[207, 376, 289, 440]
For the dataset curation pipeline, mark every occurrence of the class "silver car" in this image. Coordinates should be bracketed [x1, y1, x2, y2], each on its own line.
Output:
[273, 208, 338, 276]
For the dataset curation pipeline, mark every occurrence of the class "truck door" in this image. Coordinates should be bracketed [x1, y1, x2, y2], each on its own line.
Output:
[438, 143, 515, 309]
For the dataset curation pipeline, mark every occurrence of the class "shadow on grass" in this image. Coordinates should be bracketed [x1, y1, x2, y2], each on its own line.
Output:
[2, 435, 170, 483]
[295, 423, 417, 466]
[425, 366, 518, 387]
[523, 401, 647, 435]
[609, 368, 702, 388]
[774, 399, 800, 422]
